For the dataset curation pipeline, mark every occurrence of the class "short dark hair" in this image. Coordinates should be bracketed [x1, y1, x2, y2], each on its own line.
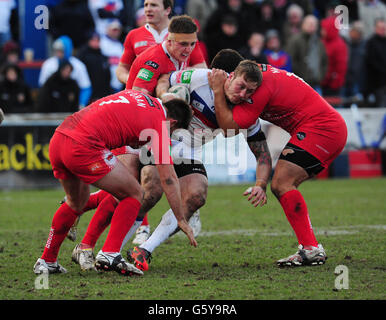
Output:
[168, 15, 197, 34]
[164, 99, 193, 129]
[210, 49, 244, 73]
[163, 0, 174, 10]
[234, 60, 263, 86]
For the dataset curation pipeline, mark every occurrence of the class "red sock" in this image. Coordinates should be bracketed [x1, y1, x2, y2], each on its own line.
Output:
[141, 213, 149, 226]
[101, 197, 141, 253]
[82, 190, 109, 212]
[41, 202, 82, 262]
[82, 195, 118, 248]
[279, 189, 318, 247]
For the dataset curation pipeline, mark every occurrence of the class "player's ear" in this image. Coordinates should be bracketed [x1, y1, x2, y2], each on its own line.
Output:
[167, 118, 178, 131]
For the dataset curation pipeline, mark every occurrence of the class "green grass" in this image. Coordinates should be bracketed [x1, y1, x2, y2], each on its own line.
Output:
[0, 178, 385, 300]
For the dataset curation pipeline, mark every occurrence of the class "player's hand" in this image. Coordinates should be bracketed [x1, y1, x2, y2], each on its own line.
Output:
[178, 219, 197, 247]
[208, 68, 227, 93]
[243, 186, 267, 207]
[161, 92, 178, 103]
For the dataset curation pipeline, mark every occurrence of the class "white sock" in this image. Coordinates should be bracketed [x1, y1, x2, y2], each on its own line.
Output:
[140, 209, 177, 253]
[120, 218, 143, 252]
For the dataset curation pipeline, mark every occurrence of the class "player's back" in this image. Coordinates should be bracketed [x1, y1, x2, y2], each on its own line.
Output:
[234, 65, 339, 134]
[56, 90, 166, 150]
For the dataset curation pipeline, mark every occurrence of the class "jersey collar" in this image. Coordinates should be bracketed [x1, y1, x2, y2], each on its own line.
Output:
[145, 23, 168, 43]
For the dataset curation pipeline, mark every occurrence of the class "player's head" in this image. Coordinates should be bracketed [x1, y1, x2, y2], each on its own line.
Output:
[167, 15, 198, 63]
[224, 60, 262, 104]
[144, 0, 173, 26]
[163, 98, 193, 131]
[210, 49, 244, 73]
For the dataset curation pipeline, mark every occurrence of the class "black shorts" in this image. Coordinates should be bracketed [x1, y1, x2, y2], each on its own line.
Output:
[139, 159, 207, 179]
[278, 143, 325, 176]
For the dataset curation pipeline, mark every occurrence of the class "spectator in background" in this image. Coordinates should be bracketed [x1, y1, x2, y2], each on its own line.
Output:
[282, 3, 304, 48]
[358, 0, 386, 40]
[204, 0, 253, 46]
[343, 21, 366, 100]
[287, 15, 327, 94]
[264, 29, 292, 71]
[0, 0, 16, 47]
[205, 14, 245, 62]
[88, 0, 128, 37]
[135, 7, 146, 28]
[254, 0, 282, 36]
[36, 59, 80, 113]
[0, 40, 19, 67]
[0, 63, 32, 113]
[77, 31, 112, 101]
[321, 15, 348, 97]
[364, 18, 386, 107]
[186, 0, 217, 32]
[238, 31, 269, 64]
[100, 19, 124, 92]
[39, 36, 92, 108]
[49, 0, 95, 50]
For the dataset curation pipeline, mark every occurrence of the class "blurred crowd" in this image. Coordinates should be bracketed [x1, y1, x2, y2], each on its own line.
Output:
[1, 0, 386, 114]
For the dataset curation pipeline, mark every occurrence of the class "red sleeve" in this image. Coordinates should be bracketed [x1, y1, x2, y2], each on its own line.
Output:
[131, 65, 160, 94]
[188, 44, 206, 66]
[120, 32, 136, 66]
[233, 85, 272, 128]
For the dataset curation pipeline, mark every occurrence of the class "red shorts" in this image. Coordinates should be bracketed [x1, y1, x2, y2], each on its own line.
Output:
[289, 115, 348, 168]
[49, 132, 118, 184]
[111, 146, 140, 157]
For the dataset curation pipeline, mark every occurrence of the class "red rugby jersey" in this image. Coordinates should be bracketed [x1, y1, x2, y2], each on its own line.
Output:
[56, 90, 173, 164]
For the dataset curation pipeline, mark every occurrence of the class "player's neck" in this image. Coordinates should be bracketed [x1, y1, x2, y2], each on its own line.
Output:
[149, 19, 169, 34]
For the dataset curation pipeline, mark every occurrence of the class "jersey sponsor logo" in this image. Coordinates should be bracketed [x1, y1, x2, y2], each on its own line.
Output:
[137, 68, 154, 81]
[180, 70, 194, 84]
[134, 41, 148, 48]
[145, 60, 159, 69]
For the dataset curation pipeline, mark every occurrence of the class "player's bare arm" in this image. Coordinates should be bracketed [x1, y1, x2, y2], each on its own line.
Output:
[156, 164, 197, 247]
[208, 69, 240, 134]
[132, 86, 152, 95]
[156, 73, 173, 101]
[116, 62, 131, 84]
[244, 139, 272, 207]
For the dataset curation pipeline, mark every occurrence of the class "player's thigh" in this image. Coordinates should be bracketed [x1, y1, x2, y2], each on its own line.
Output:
[92, 159, 143, 202]
[60, 177, 90, 212]
[116, 153, 140, 180]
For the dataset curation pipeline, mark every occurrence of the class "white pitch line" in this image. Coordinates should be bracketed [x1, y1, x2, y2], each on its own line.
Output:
[191, 225, 386, 238]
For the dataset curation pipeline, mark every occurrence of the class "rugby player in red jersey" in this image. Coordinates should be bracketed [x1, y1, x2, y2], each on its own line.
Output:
[67, 11, 207, 246]
[33, 90, 195, 276]
[116, 0, 207, 85]
[208, 63, 348, 267]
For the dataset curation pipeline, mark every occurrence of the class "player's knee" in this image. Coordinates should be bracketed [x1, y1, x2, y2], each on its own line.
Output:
[185, 190, 206, 213]
[270, 179, 283, 199]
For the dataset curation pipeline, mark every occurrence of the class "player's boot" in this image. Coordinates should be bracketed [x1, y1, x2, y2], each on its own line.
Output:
[95, 251, 143, 276]
[127, 246, 152, 271]
[60, 196, 80, 242]
[277, 244, 327, 267]
[71, 244, 96, 271]
[132, 225, 151, 245]
[188, 210, 202, 237]
[33, 258, 67, 274]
